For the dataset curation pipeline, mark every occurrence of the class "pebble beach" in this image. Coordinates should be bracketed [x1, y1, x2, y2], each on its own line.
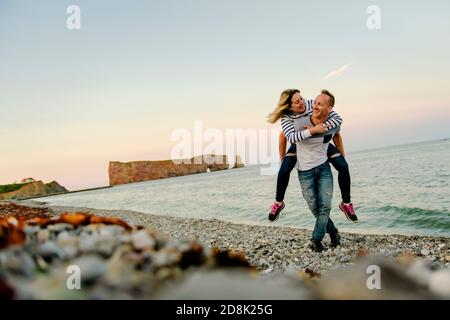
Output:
[1, 200, 449, 299]
[30, 201, 450, 272]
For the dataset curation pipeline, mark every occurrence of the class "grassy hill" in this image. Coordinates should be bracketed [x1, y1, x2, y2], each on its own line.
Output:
[0, 183, 28, 194]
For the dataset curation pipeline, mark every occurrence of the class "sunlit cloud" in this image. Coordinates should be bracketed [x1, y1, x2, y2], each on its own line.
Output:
[324, 63, 352, 80]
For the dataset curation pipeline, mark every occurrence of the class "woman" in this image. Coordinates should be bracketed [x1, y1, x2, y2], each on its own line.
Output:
[267, 89, 358, 223]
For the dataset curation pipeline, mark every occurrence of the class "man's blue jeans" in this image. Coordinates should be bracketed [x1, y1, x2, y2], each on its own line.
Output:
[297, 161, 338, 241]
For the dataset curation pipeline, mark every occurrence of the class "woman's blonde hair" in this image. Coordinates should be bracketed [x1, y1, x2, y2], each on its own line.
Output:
[267, 89, 300, 123]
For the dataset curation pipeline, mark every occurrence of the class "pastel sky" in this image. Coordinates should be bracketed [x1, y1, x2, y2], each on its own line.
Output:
[1, 0, 450, 190]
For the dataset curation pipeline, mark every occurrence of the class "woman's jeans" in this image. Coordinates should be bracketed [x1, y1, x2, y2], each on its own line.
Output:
[297, 162, 338, 241]
[275, 144, 351, 203]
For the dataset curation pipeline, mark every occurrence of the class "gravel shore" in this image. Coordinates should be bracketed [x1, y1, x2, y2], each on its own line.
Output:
[1, 200, 449, 299]
[20, 200, 450, 273]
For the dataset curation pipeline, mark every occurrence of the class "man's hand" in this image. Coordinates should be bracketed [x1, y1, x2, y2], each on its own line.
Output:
[305, 123, 331, 135]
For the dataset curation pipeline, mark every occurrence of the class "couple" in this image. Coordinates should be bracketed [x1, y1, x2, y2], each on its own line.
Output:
[267, 89, 358, 252]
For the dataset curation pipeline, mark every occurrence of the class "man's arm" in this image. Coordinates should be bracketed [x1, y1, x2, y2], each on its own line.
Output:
[332, 132, 345, 157]
[280, 115, 329, 144]
[279, 131, 287, 160]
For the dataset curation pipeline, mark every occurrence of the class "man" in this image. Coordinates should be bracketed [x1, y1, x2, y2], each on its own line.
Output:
[268, 91, 357, 223]
[293, 90, 341, 252]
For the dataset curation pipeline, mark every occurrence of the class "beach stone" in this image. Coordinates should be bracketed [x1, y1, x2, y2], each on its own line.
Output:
[35, 255, 49, 271]
[23, 225, 40, 237]
[396, 253, 416, 266]
[57, 231, 77, 244]
[131, 230, 155, 250]
[167, 248, 187, 267]
[0, 250, 35, 276]
[135, 253, 155, 272]
[445, 256, 450, 262]
[315, 257, 435, 299]
[406, 260, 432, 286]
[79, 234, 97, 253]
[153, 233, 168, 250]
[56, 231, 79, 258]
[420, 249, 430, 256]
[95, 235, 117, 257]
[48, 223, 74, 233]
[78, 232, 117, 257]
[119, 234, 131, 244]
[71, 255, 106, 284]
[261, 267, 273, 275]
[37, 229, 50, 242]
[356, 249, 369, 257]
[428, 270, 450, 297]
[36, 241, 65, 261]
[62, 245, 78, 260]
[99, 225, 125, 237]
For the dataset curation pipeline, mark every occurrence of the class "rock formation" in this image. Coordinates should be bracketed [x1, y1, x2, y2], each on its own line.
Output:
[0, 180, 68, 200]
[109, 154, 245, 186]
[233, 155, 245, 168]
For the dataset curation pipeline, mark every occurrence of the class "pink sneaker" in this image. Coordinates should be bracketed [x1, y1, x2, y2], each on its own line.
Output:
[268, 202, 285, 222]
[339, 202, 358, 223]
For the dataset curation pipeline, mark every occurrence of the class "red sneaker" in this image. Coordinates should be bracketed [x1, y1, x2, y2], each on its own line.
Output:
[268, 202, 285, 222]
[339, 202, 358, 223]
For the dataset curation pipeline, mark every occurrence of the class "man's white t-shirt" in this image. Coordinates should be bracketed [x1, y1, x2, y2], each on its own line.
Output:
[293, 116, 341, 171]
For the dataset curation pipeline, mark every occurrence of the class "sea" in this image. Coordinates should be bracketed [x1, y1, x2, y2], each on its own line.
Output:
[38, 139, 450, 237]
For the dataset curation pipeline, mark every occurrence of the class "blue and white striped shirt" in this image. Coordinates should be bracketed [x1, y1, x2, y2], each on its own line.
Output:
[280, 99, 343, 144]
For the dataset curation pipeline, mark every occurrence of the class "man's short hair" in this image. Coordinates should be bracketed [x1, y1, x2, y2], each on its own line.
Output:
[321, 89, 335, 107]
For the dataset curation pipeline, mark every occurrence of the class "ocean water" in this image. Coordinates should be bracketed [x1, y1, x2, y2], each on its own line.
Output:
[39, 139, 450, 237]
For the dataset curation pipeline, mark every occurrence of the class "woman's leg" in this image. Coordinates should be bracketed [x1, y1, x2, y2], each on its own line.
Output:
[327, 143, 358, 222]
[275, 145, 297, 202]
[269, 145, 297, 221]
[327, 144, 351, 204]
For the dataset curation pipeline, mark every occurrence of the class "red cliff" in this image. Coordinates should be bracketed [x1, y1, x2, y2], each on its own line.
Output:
[108, 155, 244, 186]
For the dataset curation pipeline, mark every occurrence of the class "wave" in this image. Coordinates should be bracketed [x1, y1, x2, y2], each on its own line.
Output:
[373, 205, 450, 235]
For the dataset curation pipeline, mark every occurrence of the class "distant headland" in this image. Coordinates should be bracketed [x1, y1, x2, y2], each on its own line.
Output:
[0, 178, 67, 200]
[109, 154, 244, 186]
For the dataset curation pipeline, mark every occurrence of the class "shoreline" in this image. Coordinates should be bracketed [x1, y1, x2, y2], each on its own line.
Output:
[18, 200, 450, 273]
[19, 200, 450, 238]
[16, 186, 112, 201]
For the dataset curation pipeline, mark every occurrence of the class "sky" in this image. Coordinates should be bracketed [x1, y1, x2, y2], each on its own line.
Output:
[1, 0, 450, 190]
